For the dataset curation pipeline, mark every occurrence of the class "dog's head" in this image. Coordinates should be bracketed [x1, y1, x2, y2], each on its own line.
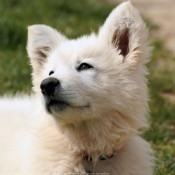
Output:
[27, 2, 150, 127]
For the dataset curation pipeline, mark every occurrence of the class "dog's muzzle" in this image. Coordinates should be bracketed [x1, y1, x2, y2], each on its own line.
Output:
[40, 77, 90, 114]
[40, 77, 69, 112]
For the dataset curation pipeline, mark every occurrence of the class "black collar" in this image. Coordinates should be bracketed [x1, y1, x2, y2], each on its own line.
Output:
[82, 150, 114, 162]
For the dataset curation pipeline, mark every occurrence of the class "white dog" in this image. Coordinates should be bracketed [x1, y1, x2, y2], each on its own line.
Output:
[0, 2, 154, 174]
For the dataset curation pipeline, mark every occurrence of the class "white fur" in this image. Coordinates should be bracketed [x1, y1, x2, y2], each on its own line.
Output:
[0, 2, 154, 174]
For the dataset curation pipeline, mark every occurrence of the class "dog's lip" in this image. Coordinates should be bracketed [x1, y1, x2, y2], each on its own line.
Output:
[48, 99, 69, 106]
[47, 99, 90, 109]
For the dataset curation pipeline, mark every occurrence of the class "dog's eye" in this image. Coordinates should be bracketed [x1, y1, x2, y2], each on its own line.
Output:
[77, 63, 93, 72]
[49, 71, 54, 76]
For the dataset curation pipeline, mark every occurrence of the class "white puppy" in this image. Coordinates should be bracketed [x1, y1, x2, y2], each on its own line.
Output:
[0, 2, 154, 175]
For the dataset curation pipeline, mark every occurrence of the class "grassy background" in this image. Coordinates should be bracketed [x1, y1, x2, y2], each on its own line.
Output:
[0, 0, 175, 174]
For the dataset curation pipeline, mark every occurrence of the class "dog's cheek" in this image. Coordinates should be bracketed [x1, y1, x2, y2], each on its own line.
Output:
[83, 79, 110, 109]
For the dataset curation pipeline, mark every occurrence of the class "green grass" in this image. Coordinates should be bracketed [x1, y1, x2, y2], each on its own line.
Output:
[0, 0, 175, 174]
[146, 39, 175, 175]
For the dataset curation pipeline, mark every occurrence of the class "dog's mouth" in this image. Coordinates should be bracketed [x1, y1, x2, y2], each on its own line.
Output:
[46, 99, 90, 113]
[46, 99, 69, 113]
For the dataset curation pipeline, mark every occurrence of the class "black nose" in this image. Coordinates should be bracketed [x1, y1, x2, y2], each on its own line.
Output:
[40, 78, 59, 96]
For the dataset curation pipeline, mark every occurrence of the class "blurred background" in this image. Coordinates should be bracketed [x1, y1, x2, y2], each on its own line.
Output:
[0, 0, 175, 174]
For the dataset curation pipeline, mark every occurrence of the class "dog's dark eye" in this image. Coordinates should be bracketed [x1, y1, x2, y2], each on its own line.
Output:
[49, 71, 54, 76]
[77, 63, 93, 72]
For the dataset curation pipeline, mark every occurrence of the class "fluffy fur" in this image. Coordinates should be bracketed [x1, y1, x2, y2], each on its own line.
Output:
[0, 2, 154, 174]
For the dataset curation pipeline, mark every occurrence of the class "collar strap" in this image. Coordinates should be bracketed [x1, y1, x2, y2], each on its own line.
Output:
[82, 151, 114, 162]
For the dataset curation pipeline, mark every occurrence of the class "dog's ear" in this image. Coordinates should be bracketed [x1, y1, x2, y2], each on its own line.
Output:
[27, 25, 67, 70]
[99, 2, 149, 64]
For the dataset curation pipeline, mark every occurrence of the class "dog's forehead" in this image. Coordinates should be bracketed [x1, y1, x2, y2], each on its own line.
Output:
[50, 34, 105, 65]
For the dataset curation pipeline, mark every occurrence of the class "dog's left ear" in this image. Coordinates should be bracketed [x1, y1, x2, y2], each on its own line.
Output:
[99, 2, 149, 64]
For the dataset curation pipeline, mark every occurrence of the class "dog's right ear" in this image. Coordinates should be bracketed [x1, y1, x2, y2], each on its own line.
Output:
[98, 2, 149, 65]
[27, 25, 67, 70]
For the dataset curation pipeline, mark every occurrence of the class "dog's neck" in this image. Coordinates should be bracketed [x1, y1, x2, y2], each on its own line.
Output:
[59, 113, 136, 156]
